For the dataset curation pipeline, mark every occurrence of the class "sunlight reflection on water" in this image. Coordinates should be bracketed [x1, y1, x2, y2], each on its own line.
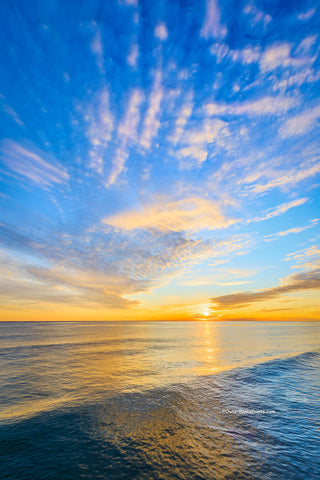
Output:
[0, 321, 319, 479]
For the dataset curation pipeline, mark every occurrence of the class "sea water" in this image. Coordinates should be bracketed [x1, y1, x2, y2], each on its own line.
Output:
[0, 321, 319, 479]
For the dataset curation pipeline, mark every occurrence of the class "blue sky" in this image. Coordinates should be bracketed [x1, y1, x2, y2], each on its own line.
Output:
[0, 0, 320, 320]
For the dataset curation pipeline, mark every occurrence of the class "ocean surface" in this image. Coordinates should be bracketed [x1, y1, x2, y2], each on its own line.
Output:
[0, 321, 319, 480]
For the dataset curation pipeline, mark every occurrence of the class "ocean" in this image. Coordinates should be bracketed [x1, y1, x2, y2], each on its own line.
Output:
[0, 321, 319, 479]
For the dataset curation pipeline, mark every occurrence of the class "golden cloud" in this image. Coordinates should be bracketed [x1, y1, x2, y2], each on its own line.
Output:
[103, 196, 236, 233]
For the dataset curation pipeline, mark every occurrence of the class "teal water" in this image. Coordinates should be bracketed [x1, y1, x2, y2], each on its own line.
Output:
[0, 321, 319, 479]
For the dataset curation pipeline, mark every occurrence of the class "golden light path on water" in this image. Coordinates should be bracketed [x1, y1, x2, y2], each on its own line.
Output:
[1, 321, 319, 424]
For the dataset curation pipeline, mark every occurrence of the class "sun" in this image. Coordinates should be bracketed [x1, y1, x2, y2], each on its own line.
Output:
[199, 305, 212, 317]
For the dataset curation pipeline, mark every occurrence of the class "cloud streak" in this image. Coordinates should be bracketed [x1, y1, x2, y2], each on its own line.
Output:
[169, 93, 193, 145]
[0, 140, 69, 188]
[200, 0, 227, 40]
[279, 104, 320, 138]
[140, 69, 163, 150]
[210, 269, 320, 309]
[85, 89, 114, 174]
[263, 226, 313, 241]
[204, 96, 297, 117]
[252, 198, 309, 222]
[108, 89, 144, 185]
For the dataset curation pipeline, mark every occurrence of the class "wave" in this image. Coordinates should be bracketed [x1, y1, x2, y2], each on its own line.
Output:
[1, 349, 319, 480]
[218, 350, 320, 388]
[252, 349, 320, 370]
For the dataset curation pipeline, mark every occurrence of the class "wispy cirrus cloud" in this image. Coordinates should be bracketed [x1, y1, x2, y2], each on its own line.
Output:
[200, 0, 227, 40]
[204, 95, 297, 117]
[263, 222, 316, 241]
[127, 42, 139, 68]
[296, 35, 318, 55]
[271, 68, 320, 92]
[0, 140, 68, 188]
[108, 89, 144, 185]
[260, 43, 291, 72]
[247, 159, 320, 194]
[90, 27, 104, 72]
[176, 146, 208, 169]
[297, 8, 316, 21]
[260, 41, 315, 72]
[210, 43, 261, 64]
[243, 3, 272, 28]
[140, 69, 163, 150]
[120, 0, 138, 6]
[279, 104, 320, 138]
[2, 104, 24, 126]
[184, 118, 228, 145]
[168, 92, 193, 145]
[85, 88, 114, 174]
[252, 198, 309, 222]
[260, 198, 309, 220]
[285, 244, 320, 271]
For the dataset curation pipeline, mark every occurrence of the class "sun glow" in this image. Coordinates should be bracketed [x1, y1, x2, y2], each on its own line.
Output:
[0, 0, 319, 322]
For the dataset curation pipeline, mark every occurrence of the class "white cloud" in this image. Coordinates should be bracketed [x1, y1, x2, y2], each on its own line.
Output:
[252, 198, 309, 222]
[261, 43, 291, 72]
[168, 93, 193, 145]
[286, 244, 320, 270]
[176, 146, 208, 169]
[200, 0, 227, 40]
[209, 43, 261, 64]
[209, 43, 229, 62]
[204, 95, 296, 117]
[119, 0, 138, 6]
[185, 118, 228, 145]
[263, 224, 314, 241]
[247, 159, 320, 194]
[279, 105, 320, 138]
[0, 140, 69, 188]
[272, 69, 320, 91]
[296, 35, 318, 54]
[243, 4, 272, 28]
[2, 105, 24, 126]
[140, 69, 163, 150]
[297, 8, 316, 21]
[260, 42, 312, 72]
[90, 29, 104, 72]
[85, 89, 114, 174]
[127, 43, 139, 68]
[108, 89, 144, 185]
[239, 46, 261, 64]
[117, 90, 144, 139]
[154, 23, 168, 41]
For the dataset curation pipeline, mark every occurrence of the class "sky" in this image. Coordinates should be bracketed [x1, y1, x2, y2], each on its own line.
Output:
[0, 0, 320, 321]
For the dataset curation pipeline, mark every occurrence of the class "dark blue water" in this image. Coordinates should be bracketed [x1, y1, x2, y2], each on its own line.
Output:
[0, 321, 319, 479]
